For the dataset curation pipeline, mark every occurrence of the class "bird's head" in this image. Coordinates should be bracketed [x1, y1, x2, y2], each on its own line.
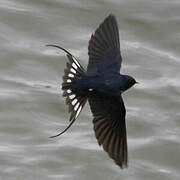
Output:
[121, 75, 138, 92]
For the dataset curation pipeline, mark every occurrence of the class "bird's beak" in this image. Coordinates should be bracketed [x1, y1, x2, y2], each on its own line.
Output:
[135, 81, 139, 84]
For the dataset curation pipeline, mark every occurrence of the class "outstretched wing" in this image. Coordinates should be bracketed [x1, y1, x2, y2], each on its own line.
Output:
[87, 14, 122, 75]
[88, 94, 127, 168]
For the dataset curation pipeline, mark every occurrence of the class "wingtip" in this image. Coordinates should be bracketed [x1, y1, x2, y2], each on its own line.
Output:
[116, 158, 128, 169]
[107, 13, 116, 18]
[105, 13, 117, 21]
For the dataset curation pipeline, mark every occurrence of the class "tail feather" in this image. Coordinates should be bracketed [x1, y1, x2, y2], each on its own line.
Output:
[61, 50, 87, 122]
[46, 45, 87, 138]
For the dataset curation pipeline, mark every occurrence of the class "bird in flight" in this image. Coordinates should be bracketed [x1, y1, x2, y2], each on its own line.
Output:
[47, 14, 137, 168]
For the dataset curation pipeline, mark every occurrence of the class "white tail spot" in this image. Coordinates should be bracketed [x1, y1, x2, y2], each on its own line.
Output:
[67, 79, 71, 83]
[69, 94, 75, 99]
[72, 57, 80, 67]
[72, 98, 77, 106]
[75, 105, 82, 118]
[72, 63, 78, 69]
[67, 89, 71, 93]
[89, 89, 93, 91]
[70, 68, 76, 74]
[74, 102, 80, 111]
[68, 73, 74, 78]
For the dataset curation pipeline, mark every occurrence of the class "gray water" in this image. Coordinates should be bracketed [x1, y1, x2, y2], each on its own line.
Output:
[0, 0, 180, 179]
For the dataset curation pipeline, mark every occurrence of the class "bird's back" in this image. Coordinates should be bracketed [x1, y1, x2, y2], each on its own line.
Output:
[73, 72, 125, 97]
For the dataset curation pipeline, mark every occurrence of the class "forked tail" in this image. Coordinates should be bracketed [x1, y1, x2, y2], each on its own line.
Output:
[46, 45, 87, 138]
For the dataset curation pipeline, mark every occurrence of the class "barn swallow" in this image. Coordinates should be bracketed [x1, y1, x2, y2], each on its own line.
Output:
[47, 14, 137, 168]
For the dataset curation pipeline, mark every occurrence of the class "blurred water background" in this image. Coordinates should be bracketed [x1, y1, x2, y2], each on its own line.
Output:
[0, 0, 180, 179]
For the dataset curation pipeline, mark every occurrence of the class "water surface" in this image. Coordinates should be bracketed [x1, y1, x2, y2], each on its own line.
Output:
[0, 0, 180, 179]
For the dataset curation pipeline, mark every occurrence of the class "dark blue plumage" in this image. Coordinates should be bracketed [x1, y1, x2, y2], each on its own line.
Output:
[47, 14, 137, 169]
[72, 73, 136, 96]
